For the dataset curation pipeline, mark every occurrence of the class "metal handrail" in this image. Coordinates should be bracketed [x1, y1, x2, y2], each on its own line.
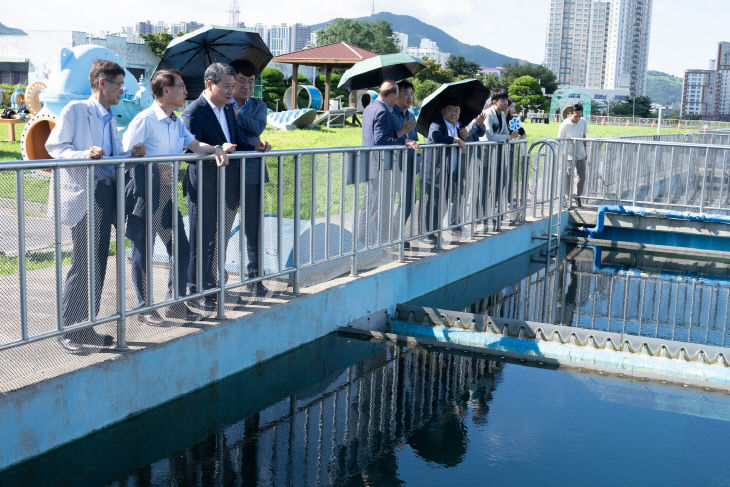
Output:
[0, 139, 530, 352]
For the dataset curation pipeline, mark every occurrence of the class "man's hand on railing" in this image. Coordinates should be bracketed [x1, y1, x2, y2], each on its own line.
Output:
[255, 141, 272, 152]
[454, 137, 467, 154]
[130, 142, 146, 157]
[458, 128, 469, 140]
[214, 146, 229, 167]
[405, 139, 419, 151]
[86, 146, 106, 159]
[221, 143, 237, 154]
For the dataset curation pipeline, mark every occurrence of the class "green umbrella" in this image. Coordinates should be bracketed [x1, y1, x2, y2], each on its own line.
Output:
[416, 78, 490, 137]
[155, 25, 272, 100]
[338, 53, 426, 91]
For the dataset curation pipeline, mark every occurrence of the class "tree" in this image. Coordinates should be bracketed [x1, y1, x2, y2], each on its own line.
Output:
[315, 18, 398, 54]
[478, 73, 508, 93]
[261, 67, 286, 111]
[413, 79, 437, 104]
[501, 61, 558, 95]
[608, 96, 653, 118]
[446, 55, 480, 79]
[508, 76, 547, 113]
[414, 58, 454, 84]
[140, 31, 174, 58]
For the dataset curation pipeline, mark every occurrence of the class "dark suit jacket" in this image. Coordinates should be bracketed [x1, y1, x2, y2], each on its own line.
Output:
[234, 97, 269, 185]
[424, 117, 462, 184]
[182, 94, 256, 205]
[353, 99, 405, 183]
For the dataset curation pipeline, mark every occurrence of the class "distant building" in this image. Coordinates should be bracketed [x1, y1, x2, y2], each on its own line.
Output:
[170, 21, 203, 36]
[405, 38, 449, 66]
[267, 24, 291, 57]
[0, 30, 159, 85]
[394, 32, 408, 51]
[545, 0, 652, 96]
[680, 42, 730, 120]
[134, 21, 154, 35]
[479, 67, 503, 77]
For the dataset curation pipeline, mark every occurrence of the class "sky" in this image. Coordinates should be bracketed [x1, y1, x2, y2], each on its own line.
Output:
[3, 0, 729, 77]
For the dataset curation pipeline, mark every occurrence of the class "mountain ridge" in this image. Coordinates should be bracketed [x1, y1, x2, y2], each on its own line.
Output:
[309, 12, 520, 68]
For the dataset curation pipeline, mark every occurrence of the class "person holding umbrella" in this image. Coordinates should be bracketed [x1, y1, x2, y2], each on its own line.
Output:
[423, 99, 485, 241]
[391, 80, 420, 245]
[359, 80, 418, 248]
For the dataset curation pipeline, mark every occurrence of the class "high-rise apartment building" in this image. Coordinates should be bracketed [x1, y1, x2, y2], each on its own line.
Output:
[545, 0, 652, 96]
[681, 42, 730, 121]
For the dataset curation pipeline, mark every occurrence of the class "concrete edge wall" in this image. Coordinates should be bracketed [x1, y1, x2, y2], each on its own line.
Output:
[0, 216, 554, 470]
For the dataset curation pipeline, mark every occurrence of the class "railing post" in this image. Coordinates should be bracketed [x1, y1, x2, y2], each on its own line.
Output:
[293, 154, 301, 292]
[115, 163, 127, 350]
[217, 164, 226, 319]
[16, 170, 27, 341]
[351, 150, 360, 277]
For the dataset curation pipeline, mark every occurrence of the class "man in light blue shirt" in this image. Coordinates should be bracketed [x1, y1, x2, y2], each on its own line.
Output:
[45, 59, 146, 353]
[123, 69, 233, 324]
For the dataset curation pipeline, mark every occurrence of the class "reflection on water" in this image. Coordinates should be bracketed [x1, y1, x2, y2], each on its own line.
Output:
[0, 335, 501, 487]
[4, 331, 730, 486]
[413, 245, 730, 347]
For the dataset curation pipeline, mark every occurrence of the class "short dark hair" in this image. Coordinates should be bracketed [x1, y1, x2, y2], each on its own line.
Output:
[379, 80, 398, 98]
[397, 80, 414, 92]
[150, 69, 182, 99]
[570, 103, 584, 113]
[491, 89, 508, 102]
[204, 62, 236, 85]
[230, 59, 258, 77]
[89, 59, 125, 92]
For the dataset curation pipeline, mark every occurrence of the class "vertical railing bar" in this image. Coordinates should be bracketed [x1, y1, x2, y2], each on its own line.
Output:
[216, 165, 226, 318]
[196, 160, 203, 297]
[239, 155, 246, 280]
[293, 154, 301, 292]
[700, 147, 710, 212]
[351, 151, 360, 276]
[54, 168, 63, 331]
[172, 161, 179, 300]
[258, 155, 265, 280]
[339, 152, 345, 257]
[115, 164, 127, 349]
[145, 161, 154, 307]
[277, 155, 283, 273]
[310, 154, 316, 265]
[88, 165, 96, 322]
[326, 152, 331, 260]
[399, 151, 407, 261]
[16, 170, 28, 340]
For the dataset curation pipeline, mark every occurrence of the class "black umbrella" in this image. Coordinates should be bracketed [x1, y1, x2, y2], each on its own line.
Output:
[155, 25, 272, 100]
[338, 53, 425, 91]
[416, 78, 490, 137]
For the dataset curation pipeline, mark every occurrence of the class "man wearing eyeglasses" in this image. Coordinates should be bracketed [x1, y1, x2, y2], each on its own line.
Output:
[122, 69, 234, 326]
[46, 59, 146, 353]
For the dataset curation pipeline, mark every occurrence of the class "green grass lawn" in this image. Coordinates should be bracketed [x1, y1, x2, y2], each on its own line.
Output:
[0, 120, 696, 217]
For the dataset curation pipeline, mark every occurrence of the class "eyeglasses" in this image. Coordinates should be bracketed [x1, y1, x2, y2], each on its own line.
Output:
[103, 79, 125, 91]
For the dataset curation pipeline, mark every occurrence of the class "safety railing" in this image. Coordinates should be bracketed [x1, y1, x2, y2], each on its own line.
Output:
[557, 137, 730, 214]
[0, 139, 529, 353]
[592, 115, 730, 130]
[609, 132, 730, 145]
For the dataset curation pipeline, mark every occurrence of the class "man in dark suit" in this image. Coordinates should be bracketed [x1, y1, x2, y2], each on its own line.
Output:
[182, 63, 269, 311]
[231, 60, 270, 296]
[359, 80, 418, 247]
[423, 100, 485, 240]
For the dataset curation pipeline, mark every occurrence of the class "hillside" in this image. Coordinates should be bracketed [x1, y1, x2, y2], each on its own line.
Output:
[0, 22, 25, 35]
[309, 12, 520, 68]
[646, 70, 683, 107]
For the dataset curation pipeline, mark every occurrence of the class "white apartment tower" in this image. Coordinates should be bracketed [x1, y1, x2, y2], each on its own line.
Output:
[545, 0, 652, 96]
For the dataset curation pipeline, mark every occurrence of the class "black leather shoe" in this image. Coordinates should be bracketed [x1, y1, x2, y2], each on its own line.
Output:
[573, 197, 583, 208]
[189, 296, 217, 312]
[403, 241, 411, 250]
[58, 335, 83, 353]
[138, 309, 165, 326]
[245, 282, 269, 297]
[165, 303, 202, 322]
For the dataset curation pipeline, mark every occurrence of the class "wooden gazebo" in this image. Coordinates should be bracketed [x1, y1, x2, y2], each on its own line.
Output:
[272, 42, 377, 111]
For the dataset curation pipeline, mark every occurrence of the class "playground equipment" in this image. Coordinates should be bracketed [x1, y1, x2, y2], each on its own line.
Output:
[21, 44, 152, 160]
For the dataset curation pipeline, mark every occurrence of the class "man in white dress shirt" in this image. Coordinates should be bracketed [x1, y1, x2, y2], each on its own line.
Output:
[122, 69, 233, 325]
[557, 103, 589, 207]
[46, 59, 146, 352]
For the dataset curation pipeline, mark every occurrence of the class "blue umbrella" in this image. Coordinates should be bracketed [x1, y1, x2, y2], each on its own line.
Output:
[155, 25, 272, 100]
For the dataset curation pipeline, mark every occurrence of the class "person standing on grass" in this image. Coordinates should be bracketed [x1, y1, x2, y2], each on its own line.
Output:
[46, 59, 146, 353]
[558, 103, 588, 208]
